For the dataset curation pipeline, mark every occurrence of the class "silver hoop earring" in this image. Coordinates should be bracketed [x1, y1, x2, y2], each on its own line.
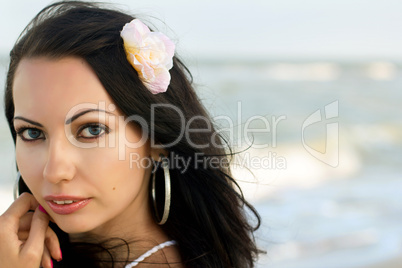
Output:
[151, 155, 171, 225]
[14, 171, 21, 200]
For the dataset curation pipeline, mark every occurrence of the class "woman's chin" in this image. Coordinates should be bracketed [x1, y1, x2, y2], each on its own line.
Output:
[54, 218, 97, 235]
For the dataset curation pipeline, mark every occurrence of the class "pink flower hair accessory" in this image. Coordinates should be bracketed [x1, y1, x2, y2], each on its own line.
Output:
[120, 19, 175, 94]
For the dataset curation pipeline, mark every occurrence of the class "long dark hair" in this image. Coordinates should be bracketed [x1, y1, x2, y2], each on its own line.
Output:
[4, 1, 262, 267]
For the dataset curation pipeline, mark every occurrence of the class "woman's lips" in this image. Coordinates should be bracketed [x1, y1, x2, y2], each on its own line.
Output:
[44, 195, 91, 215]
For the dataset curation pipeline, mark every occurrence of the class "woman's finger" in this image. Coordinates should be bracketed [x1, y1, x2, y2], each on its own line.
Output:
[41, 245, 53, 268]
[17, 209, 62, 262]
[17, 212, 33, 242]
[18, 211, 34, 232]
[20, 206, 49, 262]
[45, 226, 62, 262]
[1, 193, 38, 232]
[17, 229, 29, 242]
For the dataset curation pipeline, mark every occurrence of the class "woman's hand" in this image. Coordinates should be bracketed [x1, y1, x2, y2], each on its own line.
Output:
[0, 193, 62, 268]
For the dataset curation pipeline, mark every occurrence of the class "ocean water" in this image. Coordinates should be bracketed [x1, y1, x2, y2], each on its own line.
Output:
[0, 56, 401, 268]
[190, 59, 402, 267]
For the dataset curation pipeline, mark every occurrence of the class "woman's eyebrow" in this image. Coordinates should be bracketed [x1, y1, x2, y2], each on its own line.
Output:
[65, 108, 114, 125]
[13, 109, 113, 127]
[13, 116, 43, 127]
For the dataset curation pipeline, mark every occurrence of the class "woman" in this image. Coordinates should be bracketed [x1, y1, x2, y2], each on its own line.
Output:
[1, 1, 261, 267]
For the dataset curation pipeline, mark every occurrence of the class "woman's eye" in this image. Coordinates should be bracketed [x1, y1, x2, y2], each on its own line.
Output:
[17, 128, 45, 141]
[78, 124, 109, 139]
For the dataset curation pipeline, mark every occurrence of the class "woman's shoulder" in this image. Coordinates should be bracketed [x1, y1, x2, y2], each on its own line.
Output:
[135, 240, 185, 268]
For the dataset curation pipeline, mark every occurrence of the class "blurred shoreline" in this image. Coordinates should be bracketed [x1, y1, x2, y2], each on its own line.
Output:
[0, 185, 13, 215]
[363, 257, 402, 268]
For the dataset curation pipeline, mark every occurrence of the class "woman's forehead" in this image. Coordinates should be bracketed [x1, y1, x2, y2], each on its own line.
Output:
[13, 57, 116, 119]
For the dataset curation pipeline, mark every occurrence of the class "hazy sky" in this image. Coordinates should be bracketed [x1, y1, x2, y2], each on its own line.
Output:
[1, 0, 401, 60]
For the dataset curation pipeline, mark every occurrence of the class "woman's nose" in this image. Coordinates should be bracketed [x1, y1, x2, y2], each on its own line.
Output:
[43, 138, 76, 184]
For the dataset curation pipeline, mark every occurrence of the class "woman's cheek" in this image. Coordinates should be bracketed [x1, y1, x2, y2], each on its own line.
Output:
[15, 148, 45, 193]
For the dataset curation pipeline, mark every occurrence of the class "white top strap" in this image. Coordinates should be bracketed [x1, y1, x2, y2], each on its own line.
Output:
[125, 240, 177, 268]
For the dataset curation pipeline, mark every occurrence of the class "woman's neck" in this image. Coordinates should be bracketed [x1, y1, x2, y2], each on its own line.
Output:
[68, 201, 170, 262]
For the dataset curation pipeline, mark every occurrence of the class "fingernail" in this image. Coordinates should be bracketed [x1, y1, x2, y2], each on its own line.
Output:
[38, 205, 48, 215]
[58, 248, 63, 261]
[50, 259, 54, 268]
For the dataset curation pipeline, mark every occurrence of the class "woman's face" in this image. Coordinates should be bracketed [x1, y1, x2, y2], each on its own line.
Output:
[13, 57, 158, 237]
